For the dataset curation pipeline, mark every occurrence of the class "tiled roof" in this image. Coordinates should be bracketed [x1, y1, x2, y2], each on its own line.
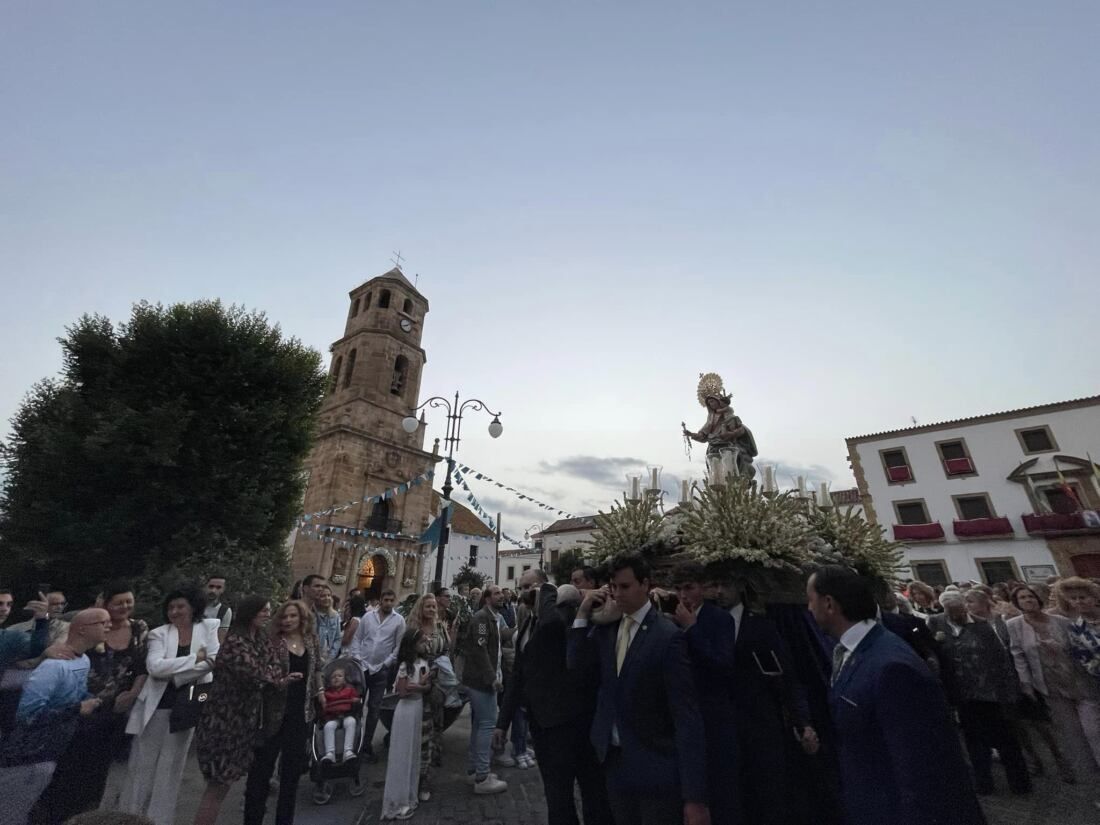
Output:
[430, 492, 495, 539]
[845, 396, 1100, 444]
[539, 515, 598, 535]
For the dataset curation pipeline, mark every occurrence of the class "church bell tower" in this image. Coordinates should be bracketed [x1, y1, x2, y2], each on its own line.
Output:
[290, 268, 438, 598]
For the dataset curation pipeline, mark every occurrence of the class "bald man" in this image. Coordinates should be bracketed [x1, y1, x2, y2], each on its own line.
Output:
[0, 608, 109, 825]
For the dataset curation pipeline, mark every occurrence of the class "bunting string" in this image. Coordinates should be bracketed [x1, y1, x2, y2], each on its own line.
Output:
[450, 469, 526, 547]
[454, 464, 573, 519]
[300, 469, 435, 521]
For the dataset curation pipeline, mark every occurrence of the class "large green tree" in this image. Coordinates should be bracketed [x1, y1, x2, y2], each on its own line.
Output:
[0, 301, 326, 603]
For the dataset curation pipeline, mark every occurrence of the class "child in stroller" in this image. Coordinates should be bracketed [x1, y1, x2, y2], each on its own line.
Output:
[321, 666, 359, 763]
[310, 657, 367, 804]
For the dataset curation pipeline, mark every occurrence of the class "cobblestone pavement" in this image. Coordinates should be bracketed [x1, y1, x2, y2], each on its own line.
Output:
[95, 710, 1098, 825]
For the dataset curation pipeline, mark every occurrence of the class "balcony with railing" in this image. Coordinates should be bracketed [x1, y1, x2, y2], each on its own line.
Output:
[1022, 512, 1096, 535]
[943, 457, 975, 476]
[953, 517, 1014, 538]
[892, 522, 946, 542]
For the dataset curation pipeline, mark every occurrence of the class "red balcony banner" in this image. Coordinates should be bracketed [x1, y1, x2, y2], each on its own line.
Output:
[953, 517, 1013, 537]
[944, 457, 974, 475]
[887, 466, 912, 482]
[1022, 512, 1085, 532]
[893, 522, 945, 541]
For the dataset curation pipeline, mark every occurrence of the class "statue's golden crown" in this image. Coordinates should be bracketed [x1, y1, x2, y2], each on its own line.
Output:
[697, 372, 726, 407]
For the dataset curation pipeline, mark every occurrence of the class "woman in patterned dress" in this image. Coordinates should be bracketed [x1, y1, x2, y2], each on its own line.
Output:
[192, 596, 298, 825]
[31, 582, 149, 822]
[405, 594, 449, 773]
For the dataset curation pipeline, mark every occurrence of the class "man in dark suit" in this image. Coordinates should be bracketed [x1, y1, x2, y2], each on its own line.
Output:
[568, 553, 710, 825]
[713, 581, 816, 825]
[807, 565, 986, 825]
[495, 568, 612, 825]
[670, 562, 741, 825]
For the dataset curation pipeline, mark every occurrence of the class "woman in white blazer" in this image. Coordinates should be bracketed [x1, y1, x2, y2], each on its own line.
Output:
[120, 585, 221, 825]
[1006, 585, 1100, 782]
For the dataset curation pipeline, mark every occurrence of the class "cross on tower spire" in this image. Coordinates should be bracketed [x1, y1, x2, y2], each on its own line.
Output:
[390, 250, 405, 271]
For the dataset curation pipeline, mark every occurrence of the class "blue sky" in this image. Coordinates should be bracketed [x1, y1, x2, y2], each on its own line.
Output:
[2, 3, 1098, 540]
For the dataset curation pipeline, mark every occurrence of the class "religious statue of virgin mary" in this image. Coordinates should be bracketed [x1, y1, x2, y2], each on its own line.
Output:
[682, 372, 758, 479]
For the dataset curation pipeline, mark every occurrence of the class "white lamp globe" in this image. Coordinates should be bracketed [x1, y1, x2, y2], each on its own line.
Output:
[401, 415, 420, 434]
[487, 417, 503, 439]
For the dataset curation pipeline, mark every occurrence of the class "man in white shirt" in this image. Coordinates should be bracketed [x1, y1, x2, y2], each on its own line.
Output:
[203, 575, 232, 644]
[349, 589, 405, 760]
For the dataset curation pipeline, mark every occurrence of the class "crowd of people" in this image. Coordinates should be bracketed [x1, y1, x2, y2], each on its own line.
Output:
[0, 561, 1097, 825]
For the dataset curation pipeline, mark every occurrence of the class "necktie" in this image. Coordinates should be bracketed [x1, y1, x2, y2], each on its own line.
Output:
[831, 643, 847, 686]
[616, 615, 635, 674]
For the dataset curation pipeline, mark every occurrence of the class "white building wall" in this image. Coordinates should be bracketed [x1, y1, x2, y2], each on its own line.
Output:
[850, 402, 1100, 584]
[423, 532, 497, 591]
[498, 553, 543, 590]
[541, 530, 597, 563]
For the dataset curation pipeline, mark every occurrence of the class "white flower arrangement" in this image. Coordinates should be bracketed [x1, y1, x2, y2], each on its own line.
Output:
[585, 491, 665, 562]
[807, 505, 905, 584]
[681, 478, 814, 576]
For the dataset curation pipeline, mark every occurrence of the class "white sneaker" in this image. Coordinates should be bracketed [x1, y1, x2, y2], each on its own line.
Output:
[494, 751, 516, 767]
[322, 751, 336, 763]
[516, 754, 532, 769]
[344, 750, 357, 762]
[474, 773, 508, 795]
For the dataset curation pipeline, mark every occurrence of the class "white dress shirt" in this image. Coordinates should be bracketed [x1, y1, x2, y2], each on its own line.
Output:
[351, 609, 406, 674]
[729, 603, 745, 642]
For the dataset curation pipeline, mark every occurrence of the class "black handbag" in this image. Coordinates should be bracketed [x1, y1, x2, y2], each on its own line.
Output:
[168, 682, 212, 733]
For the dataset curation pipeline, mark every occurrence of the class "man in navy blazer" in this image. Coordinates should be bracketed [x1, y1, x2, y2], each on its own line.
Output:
[568, 553, 711, 825]
[807, 566, 986, 825]
[670, 561, 741, 825]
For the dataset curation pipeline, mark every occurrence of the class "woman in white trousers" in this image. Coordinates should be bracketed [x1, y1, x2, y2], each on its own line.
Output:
[120, 585, 220, 825]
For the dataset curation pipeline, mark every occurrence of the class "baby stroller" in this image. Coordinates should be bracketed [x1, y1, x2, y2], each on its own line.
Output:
[310, 657, 368, 804]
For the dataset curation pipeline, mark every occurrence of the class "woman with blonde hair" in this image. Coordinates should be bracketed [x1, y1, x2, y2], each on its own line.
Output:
[1007, 585, 1100, 781]
[242, 599, 324, 825]
[405, 593, 451, 774]
[1057, 577, 1100, 683]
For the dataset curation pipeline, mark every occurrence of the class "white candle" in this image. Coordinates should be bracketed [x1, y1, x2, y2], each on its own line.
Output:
[708, 456, 722, 486]
[797, 475, 806, 497]
[819, 481, 831, 508]
[763, 465, 776, 492]
[630, 476, 641, 500]
[650, 467, 660, 491]
[721, 452, 736, 481]
[681, 479, 690, 503]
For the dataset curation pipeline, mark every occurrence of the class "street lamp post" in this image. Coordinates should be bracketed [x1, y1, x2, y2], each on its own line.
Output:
[525, 523, 548, 570]
[403, 392, 503, 590]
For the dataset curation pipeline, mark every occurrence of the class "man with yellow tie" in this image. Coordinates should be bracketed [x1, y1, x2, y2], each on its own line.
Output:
[568, 553, 711, 825]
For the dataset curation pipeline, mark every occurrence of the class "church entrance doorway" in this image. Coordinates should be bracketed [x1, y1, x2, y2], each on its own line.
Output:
[358, 554, 389, 601]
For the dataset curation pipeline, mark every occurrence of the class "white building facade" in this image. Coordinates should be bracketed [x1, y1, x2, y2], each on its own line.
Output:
[846, 396, 1100, 586]
[497, 549, 545, 591]
[535, 516, 598, 571]
[420, 493, 498, 591]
